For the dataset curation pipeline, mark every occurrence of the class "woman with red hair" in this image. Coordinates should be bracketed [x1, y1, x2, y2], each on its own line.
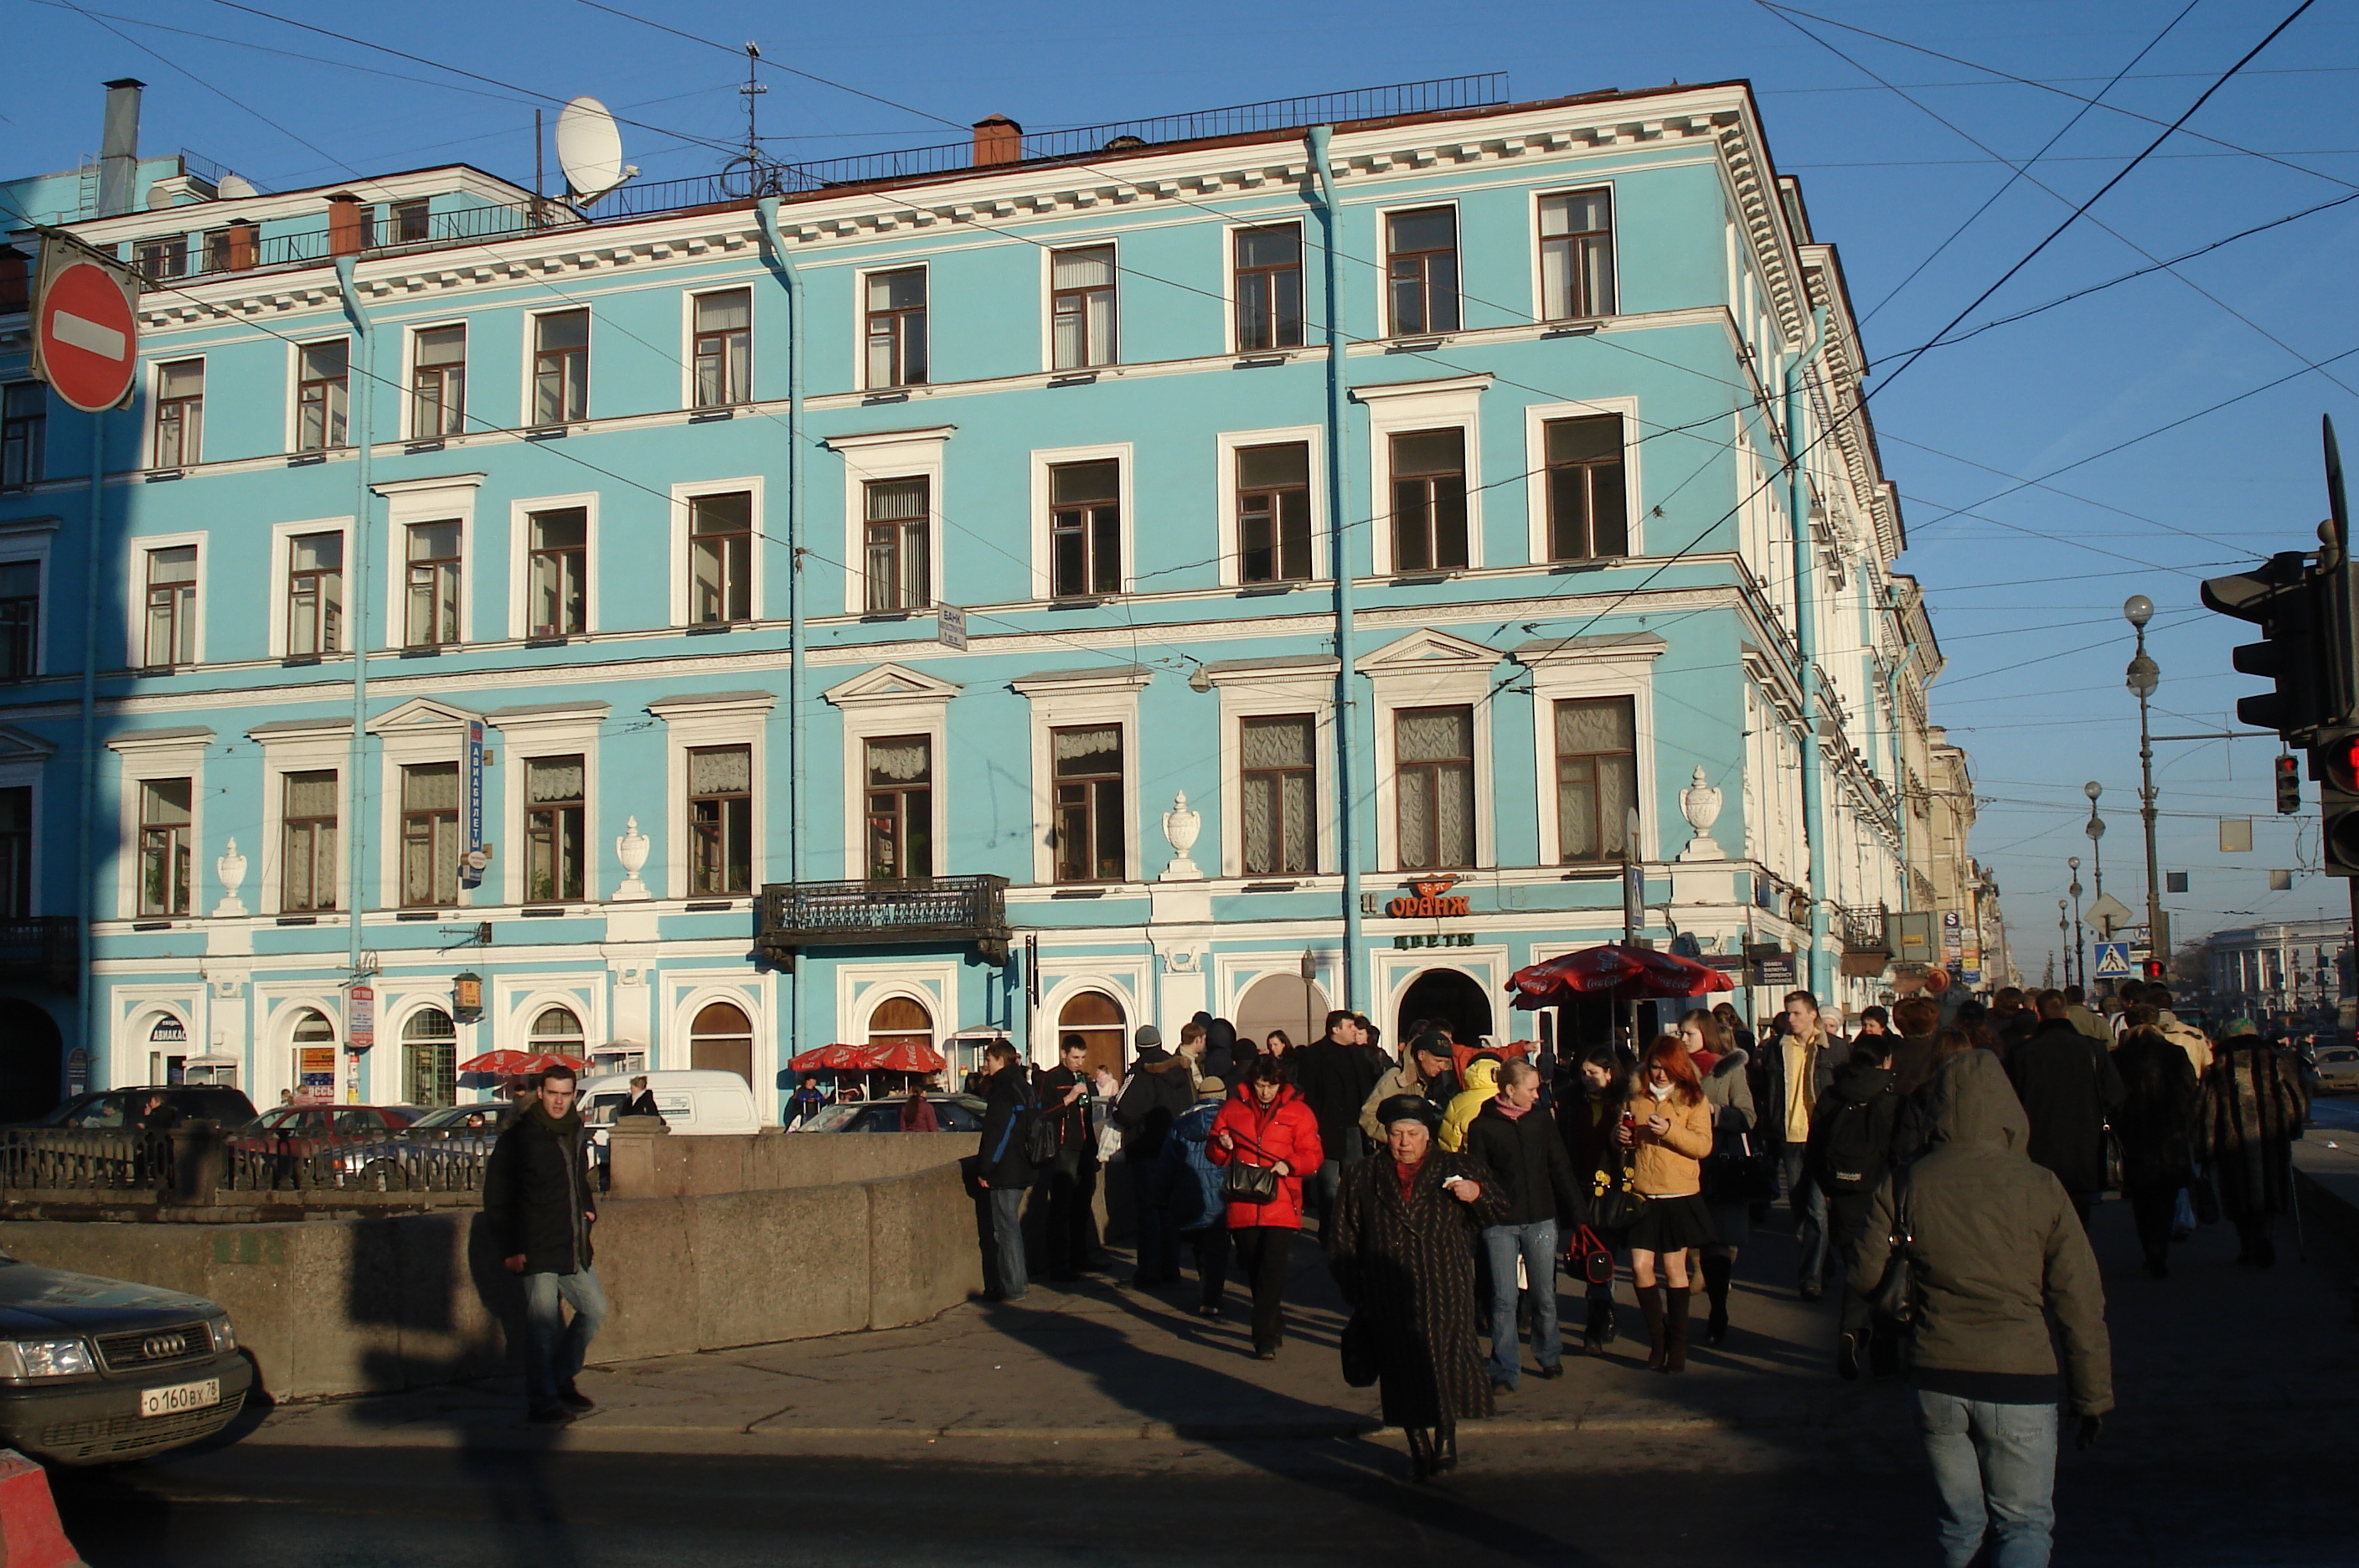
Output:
[1617, 1034, 1718, 1372]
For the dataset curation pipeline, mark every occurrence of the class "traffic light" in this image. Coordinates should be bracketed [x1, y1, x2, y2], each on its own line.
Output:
[2315, 727, 2359, 876]
[2276, 752, 2302, 813]
[2202, 551, 2326, 740]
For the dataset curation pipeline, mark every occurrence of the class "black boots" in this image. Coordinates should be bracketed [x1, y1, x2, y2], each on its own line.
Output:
[1701, 1254, 1733, 1345]
[1639, 1284, 1667, 1370]
[1664, 1289, 1691, 1373]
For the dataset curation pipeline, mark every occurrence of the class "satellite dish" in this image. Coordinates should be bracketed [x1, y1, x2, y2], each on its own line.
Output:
[556, 96, 637, 204]
[216, 173, 257, 199]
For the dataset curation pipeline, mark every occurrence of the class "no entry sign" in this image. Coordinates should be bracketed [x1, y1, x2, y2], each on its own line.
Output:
[32, 243, 142, 413]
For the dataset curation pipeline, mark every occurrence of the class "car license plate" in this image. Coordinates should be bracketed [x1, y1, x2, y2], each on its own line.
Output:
[140, 1378, 220, 1418]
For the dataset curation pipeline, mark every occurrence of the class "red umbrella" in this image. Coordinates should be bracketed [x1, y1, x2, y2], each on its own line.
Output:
[1505, 944, 1734, 1008]
[457, 1050, 593, 1075]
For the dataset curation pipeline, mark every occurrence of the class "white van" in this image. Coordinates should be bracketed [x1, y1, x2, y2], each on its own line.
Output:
[577, 1069, 765, 1138]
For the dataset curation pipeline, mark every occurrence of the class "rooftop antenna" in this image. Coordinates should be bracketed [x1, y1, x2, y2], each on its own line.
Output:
[721, 41, 780, 199]
[555, 95, 639, 209]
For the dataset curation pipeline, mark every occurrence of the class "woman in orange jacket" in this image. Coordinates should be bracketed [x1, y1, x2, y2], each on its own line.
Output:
[1618, 1034, 1717, 1372]
[1209, 1055, 1324, 1359]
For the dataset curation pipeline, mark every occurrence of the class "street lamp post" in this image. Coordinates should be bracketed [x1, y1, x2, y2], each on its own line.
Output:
[2068, 856, 2086, 992]
[2124, 595, 2165, 967]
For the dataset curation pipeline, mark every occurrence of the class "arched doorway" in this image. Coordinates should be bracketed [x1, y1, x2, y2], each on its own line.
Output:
[1056, 989, 1125, 1080]
[1234, 972, 1328, 1054]
[0, 998, 61, 1122]
[404, 1008, 457, 1106]
[689, 1001, 754, 1086]
[529, 1005, 585, 1060]
[1396, 968, 1494, 1049]
[289, 1007, 338, 1104]
[866, 996, 933, 1054]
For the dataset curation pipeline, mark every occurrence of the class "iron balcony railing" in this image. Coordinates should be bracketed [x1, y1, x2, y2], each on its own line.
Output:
[757, 874, 1010, 963]
[0, 917, 79, 993]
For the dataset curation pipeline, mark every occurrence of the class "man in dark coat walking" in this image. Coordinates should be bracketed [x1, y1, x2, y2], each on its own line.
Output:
[2005, 991, 2125, 1230]
[974, 1041, 1040, 1301]
[1296, 1010, 1381, 1232]
[1463, 1060, 1582, 1390]
[1114, 1023, 1199, 1287]
[485, 1065, 605, 1424]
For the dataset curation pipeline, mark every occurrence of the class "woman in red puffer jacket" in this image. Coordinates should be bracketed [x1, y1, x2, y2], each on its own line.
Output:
[1209, 1055, 1324, 1359]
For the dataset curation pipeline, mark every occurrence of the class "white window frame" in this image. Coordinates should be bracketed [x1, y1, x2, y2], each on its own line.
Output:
[1531, 183, 1620, 325]
[490, 703, 607, 905]
[401, 317, 470, 442]
[249, 717, 351, 916]
[822, 663, 960, 883]
[1040, 237, 1120, 373]
[1355, 630, 1498, 874]
[1028, 441, 1134, 601]
[824, 427, 953, 617]
[106, 727, 212, 921]
[668, 476, 767, 627]
[649, 691, 776, 900]
[266, 515, 355, 661]
[1373, 197, 1463, 341]
[0, 524, 55, 680]
[506, 490, 601, 641]
[854, 261, 929, 391]
[1012, 667, 1151, 885]
[681, 284, 757, 410]
[1214, 424, 1327, 589]
[1353, 375, 1489, 577]
[124, 530, 206, 669]
[367, 700, 482, 910]
[1521, 395, 1643, 565]
[284, 333, 353, 456]
[1205, 658, 1337, 878]
[372, 474, 485, 650]
[1513, 636, 1665, 867]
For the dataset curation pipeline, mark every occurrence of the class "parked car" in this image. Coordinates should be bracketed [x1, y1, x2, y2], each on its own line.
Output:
[792, 1094, 988, 1133]
[2313, 1045, 2359, 1095]
[0, 1253, 252, 1465]
[577, 1070, 762, 1139]
[3, 1086, 257, 1132]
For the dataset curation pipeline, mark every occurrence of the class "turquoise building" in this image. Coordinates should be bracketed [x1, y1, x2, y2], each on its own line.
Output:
[0, 75, 1955, 1117]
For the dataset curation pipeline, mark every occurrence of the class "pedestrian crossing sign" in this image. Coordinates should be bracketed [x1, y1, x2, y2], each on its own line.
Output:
[2092, 941, 2133, 979]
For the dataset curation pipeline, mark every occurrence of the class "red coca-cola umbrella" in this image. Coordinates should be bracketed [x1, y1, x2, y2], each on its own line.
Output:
[1505, 944, 1734, 1008]
[457, 1049, 593, 1075]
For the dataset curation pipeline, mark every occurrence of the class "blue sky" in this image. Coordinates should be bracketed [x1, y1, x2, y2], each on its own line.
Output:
[10, 0, 2358, 980]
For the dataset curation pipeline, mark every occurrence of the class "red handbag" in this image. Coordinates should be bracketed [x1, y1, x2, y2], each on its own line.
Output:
[1567, 1224, 1616, 1287]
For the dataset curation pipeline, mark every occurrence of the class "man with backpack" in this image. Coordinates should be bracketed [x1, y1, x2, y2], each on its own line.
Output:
[974, 1042, 1042, 1302]
[1808, 1036, 1902, 1380]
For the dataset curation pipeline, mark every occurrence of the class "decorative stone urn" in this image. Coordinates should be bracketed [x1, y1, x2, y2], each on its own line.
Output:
[1678, 766, 1726, 862]
[213, 838, 249, 918]
[1159, 792, 1203, 880]
[613, 816, 652, 900]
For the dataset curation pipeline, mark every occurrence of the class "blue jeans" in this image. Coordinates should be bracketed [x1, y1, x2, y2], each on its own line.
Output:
[1482, 1220, 1561, 1385]
[989, 1185, 1029, 1300]
[1916, 1390, 2059, 1568]
[521, 1267, 608, 1408]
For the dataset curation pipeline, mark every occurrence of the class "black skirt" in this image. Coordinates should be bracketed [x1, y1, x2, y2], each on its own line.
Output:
[1625, 1192, 1718, 1253]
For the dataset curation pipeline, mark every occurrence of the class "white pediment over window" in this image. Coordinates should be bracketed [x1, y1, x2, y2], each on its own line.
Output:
[823, 663, 963, 709]
[1355, 627, 1500, 676]
[365, 697, 484, 736]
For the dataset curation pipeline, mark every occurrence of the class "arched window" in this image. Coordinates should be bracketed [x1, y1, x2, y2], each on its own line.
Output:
[290, 1006, 337, 1105]
[689, 1001, 753, 1086]
[1056, 989, 1125, 1080]
[529, 1006, 584, 1058]
[404, 1008, 457, 1106]
[866, 996, 932, 1053]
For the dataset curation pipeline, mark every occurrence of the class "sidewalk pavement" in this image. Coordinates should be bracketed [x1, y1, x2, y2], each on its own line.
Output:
[232, 1187, 2359, 1468]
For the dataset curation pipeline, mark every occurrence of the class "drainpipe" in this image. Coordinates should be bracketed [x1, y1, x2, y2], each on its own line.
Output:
[755, 198, 805, 1069]
[1307, 126, 1363, 1014]
[75, 406, 106, 1076]
[334, 257, 373, 984]
[1782, 304, 1830, 998]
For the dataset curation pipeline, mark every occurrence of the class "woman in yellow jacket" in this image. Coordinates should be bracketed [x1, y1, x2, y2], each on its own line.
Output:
[1437, 1055, 1502, 1152]
[1617, 1035, 1717, 1372]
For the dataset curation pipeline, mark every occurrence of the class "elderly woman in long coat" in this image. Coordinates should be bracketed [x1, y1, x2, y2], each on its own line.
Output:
[1326, 1093, 1505, 1481]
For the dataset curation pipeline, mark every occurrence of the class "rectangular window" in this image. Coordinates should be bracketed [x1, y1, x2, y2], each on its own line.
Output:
[142, 545, 197, 668]
[1386, 206, 1460, 336]
[295, 339, 349, 452]
[1395, 705, 1474, 870]
[152, 359, 204, 469]
[1050, 459, 1120, 599]
[137, 776, 194, 917]
[691, 289, 751, 408]
[864, 269, 928, 389]
[1236, 441, 1312, 584]
[687, 745, 752, 895]
[391, 199, 431, 244]
[532, 309, 589, 426]
[863, 477, 930, 612]
[400, 761, 460, 908]
[0, 786, 28, 918]
[1051, 724, 1124, 883]
[133, 235, 187, 282]
[689, 491, 753, 624]
[1556, 697, 1637, 864]
[527, 507, 588, 637]
[1545, 414, 1629, 562]
[281, 769, 338, 912]
[286, 529, 343, 657]
[864, 734, 932, 881]
[1540, 188, 1616, 321]
[1233, 224, 1304, 352]
[0, 561, 37, 680]
[1240, 714, 1314, 876]
[524, 754, 586, 902]
[1, 384, 44, 488]
[1050, 245, 1116, 369]
[403, 521, 462, 648]
[410, 325, 467, 438]
[1390, 429, 1469, 573]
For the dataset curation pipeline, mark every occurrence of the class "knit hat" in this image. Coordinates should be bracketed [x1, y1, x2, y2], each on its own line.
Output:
[1134, 1024, 1163, 1050]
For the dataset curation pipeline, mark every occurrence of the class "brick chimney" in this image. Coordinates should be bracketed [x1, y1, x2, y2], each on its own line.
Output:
[327, 193, 364, 256]
[971, 116, 1022, 168]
